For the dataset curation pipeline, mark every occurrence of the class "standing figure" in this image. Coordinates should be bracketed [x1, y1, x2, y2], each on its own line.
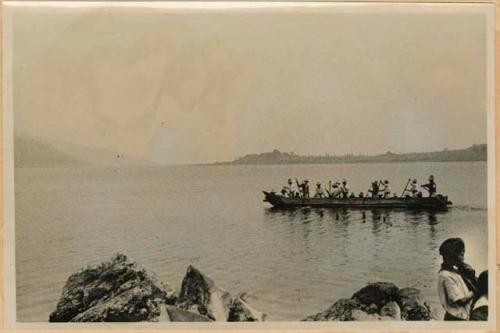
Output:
[437, 238, 476, 321]
[368, 181, 380, 198]
[286, 178, 295, 198]
[381, 180, 391, 198]
[314, 182, 325, 198]
[421, 175, 437, 197]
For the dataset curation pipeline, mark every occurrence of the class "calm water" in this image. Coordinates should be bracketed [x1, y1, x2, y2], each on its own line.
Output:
[15, 162, 488, 322]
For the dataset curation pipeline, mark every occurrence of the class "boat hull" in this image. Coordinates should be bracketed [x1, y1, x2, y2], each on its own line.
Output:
[263, 191, 452, 210]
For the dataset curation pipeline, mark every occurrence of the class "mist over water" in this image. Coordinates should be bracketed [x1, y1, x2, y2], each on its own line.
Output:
[15, 161, 487, 321]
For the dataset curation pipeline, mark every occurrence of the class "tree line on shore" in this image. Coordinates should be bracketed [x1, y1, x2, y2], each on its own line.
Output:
[218, 144, 486, 165]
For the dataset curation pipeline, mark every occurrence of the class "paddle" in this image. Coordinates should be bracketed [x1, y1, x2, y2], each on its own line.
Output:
[400, 178, 411, 197]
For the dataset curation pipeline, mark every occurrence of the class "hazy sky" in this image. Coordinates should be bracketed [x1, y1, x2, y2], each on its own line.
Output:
[9, 3, 488, 164]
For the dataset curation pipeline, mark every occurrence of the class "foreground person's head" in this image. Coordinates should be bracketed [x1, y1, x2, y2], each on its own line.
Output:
[439, 238, 465, 266]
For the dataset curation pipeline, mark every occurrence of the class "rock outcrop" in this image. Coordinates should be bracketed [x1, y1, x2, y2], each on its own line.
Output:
[50, 255, 266, 322]
[176, 265, 233, 321]
[49, 254, 176, 322]
[304, 282, 433, 321]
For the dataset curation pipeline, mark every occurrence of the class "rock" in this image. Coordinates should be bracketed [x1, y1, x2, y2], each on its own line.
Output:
[351, 309, 396, 321]
[303, 298, 362, 321]
[398, 288, 433, 321]
[164, 305, 212, 322]
[352, 282, 400, 308]
[380, 301, 401, 320]
[176, 265, 233, 321]
[228, 295, 266, 322]
[304, 282, 431, 321]
[365, 303, 379, 314]
[49, 254, 176, 322]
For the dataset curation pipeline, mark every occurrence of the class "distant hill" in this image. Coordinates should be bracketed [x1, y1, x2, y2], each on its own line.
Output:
[218, 144, 487, 165]
[48, 140, 153, 167]
[14, 136, 89, 167]
[14, 135, 153, 167]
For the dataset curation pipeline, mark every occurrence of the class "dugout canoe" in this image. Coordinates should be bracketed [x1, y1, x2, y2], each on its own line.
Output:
[262, 191, 452, 210]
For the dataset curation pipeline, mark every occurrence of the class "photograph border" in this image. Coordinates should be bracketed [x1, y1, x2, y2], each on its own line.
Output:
[0, 0, 497, 331]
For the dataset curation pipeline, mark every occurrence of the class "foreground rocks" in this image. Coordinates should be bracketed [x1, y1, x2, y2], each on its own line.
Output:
[303, 282, 433, 321]
[50, 254, 266, 322]
[50, 255, 431, 322]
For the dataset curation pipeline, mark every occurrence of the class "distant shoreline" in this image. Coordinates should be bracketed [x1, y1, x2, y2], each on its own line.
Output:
[213, 144, 487, 166]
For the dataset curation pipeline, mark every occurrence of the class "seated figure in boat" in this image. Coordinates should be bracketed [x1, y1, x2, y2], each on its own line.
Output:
[381, 180, 391, 198]
[368, 180, 380, 198]
[421, 175, 437, 197]
[403, 178, 419, 198]
[298, 179, 310, 198]
[314, 182, 325, 198]
[327, 182, 342, 198]
[281, 186, 289, 196]
[340, 179, 350, 198]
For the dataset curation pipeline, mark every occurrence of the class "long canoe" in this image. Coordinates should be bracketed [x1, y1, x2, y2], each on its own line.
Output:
[262, 191, 452, 210]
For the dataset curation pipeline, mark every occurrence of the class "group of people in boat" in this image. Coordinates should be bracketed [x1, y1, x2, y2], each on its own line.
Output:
[280, 175, 437, 199]
[438, 238, 488, 321]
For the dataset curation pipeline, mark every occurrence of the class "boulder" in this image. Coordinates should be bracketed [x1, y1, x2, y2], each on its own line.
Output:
[351, 309, 396, 321]
[164, 305, 212, 322]
[49, 254, 176, 322]
[352, 282, 400, 309]
[176, 265, 233, 321]
[228, 295, 266, 322]
[303, 298, 362, 321]
[398, 288, 433, 321]
[304, 282, 432, 321]
[379, 301, 401, 320]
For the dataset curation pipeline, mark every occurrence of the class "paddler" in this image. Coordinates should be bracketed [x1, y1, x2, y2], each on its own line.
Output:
[286, 178, 295, 198]
[368, 180, 380, 198]
[340, 179, 350, 199]
[298, 179, 310, 198]
[328, 182, 342, 198]
[409, 178, 419, 197]
[421, 175, 437, 197]
[381, 180, 391, 198]
[314, 182, 325, 198]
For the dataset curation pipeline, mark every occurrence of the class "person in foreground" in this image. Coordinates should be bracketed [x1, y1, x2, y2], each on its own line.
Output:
[437, 238, 478, 321]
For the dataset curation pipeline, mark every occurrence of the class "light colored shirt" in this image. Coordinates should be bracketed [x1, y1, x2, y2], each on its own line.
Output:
[438, 269, 474, 319]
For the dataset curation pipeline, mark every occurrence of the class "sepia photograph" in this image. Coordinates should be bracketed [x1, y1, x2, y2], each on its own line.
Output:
[2, 1, 495, 329]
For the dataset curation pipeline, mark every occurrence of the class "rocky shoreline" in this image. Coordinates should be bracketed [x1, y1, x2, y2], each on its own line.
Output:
[49, 254, 434, 322]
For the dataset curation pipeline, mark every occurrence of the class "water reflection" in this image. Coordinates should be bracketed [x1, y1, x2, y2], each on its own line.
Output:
[265, 207, 442, 237]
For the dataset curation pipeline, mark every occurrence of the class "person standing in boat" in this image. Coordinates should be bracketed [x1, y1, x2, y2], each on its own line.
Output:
[314, 182, 325, 198]
[340, 179, 350, 198]
[286, 178, 295, 198]
[421, 175, 437, 197]
[437, 238, 476, 321]
[380, 180, 391, 198]
[368, 180, 380, 198]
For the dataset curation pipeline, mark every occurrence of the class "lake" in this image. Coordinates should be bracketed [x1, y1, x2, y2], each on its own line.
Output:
[14, 161, 488, 321]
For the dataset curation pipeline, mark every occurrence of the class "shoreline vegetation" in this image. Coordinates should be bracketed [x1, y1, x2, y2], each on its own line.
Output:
[49, 254, 434, 322]
[214, 144, 486, 166]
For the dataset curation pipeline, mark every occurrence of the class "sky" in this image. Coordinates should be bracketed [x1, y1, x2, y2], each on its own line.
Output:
[8, 3, 489, 165]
